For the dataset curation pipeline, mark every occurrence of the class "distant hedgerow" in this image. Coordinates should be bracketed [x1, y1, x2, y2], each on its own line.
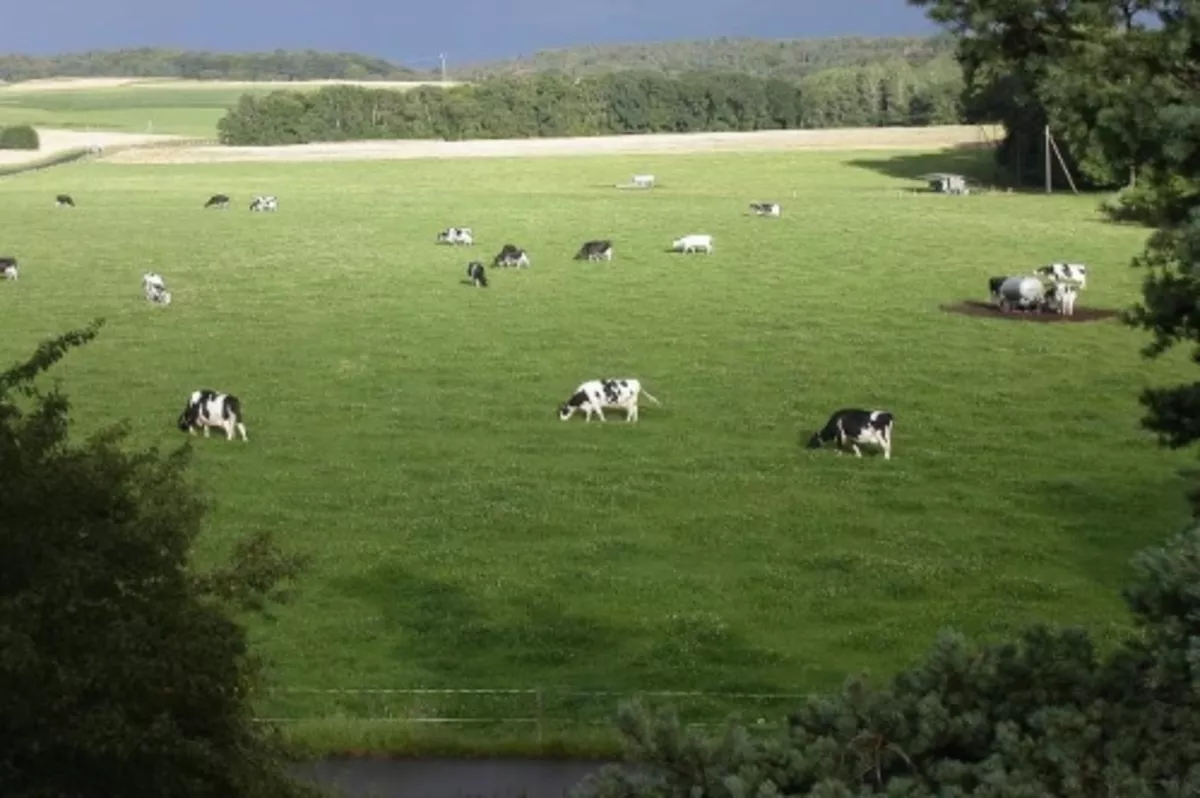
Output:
[0, 125, 40, 150]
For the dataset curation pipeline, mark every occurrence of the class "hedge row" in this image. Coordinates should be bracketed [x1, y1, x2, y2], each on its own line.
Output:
[0, 126, 40, 150]
[217, 66, 963, 145]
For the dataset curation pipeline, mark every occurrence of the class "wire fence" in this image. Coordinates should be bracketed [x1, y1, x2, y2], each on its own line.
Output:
[256, 686, 814, 737]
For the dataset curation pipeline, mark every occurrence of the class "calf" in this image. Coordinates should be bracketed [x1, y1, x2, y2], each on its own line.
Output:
[205, 194, 230, 209]
[249, 195, 278, 212]
[55, 194, 75, 208]
[493, 244, 530, 268]
[672, 234, 713, 254]
[143, 272, 171, 305]
[806, 408, 894, 459]
[467, 261, 488, 288]
[574, 240, 613, 262]
[749, 202, 781, 217]
[1035, 262, 1088, 289]
[558, 378, 660, 423]
[177, 389, 248, 441]
[1047, 281, 1079, 316]
[1, 256, 17, 281]
[437, 227, 474, 246]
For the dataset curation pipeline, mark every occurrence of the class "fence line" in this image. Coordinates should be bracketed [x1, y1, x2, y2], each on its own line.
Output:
[254, 686, 812, 734]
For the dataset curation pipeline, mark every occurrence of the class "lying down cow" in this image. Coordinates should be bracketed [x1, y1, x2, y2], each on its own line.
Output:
[806, 408, 894, 459]
[559, 378, 661, 422]
[177, 389, 248, 441]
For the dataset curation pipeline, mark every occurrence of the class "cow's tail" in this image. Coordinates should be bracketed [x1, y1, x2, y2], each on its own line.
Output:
[641, 389, 662, 406]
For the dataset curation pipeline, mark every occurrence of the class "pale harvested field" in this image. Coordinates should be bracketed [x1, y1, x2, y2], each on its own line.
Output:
[0, 128, 187, 165]
[106, 125, 1002, 165]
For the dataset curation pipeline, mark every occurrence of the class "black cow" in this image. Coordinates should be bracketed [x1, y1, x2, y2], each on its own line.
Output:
[806, 408, 894, 459]
[55, 194, 75, 208]
[574, 239, 613, 262]
[205, 194, 230, 209]
[467, 261, 488, 288]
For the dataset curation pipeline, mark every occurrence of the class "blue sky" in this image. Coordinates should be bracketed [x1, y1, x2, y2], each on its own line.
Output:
[0, 0, 937, 67]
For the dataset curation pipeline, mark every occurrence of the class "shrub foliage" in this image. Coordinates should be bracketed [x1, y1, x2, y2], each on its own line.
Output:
[0, 125, 39, 150]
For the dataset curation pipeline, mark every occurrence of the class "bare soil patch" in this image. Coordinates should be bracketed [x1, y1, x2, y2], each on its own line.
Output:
[942, 300, 1120, 324]
[105, 124, 1002, 165]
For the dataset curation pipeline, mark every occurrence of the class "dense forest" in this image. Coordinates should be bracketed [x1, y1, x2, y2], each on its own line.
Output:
[0, 48, 424, 82]
[217, 60, 963, 145]
[455, 34, 959, 80]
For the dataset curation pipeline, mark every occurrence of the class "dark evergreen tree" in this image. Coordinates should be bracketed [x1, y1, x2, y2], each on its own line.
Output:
[0, 321, 319, 798]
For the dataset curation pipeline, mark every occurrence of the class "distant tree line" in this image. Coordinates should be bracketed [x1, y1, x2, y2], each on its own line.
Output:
[0, 48, 424, 83]
[217, 62, 963, 145]
[456, 34, 960, 81]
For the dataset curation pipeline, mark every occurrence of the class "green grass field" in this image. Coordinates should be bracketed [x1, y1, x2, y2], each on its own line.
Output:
[0, 148, 1190, 755]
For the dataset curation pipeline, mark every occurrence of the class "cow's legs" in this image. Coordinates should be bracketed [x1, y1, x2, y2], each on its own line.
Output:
[626, 405, 638, 422]
[202, 426, 211, 438]
[595, 407, 607, 422]
[236, 422, 248, 442]
[851, 444, 862, 457]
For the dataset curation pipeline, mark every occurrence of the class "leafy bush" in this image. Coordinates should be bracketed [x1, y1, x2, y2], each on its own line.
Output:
[0, 125, 39, 150]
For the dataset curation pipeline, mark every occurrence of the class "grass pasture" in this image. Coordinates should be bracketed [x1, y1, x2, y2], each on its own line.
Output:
[0, 78, 446, 137]
[0, 148, 1190, 755]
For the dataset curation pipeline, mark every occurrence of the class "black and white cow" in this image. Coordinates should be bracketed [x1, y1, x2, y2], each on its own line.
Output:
[0, 256, 17, 281]
[205, 193, 230, 209]
[806, 408, 894, 459]
[467, 261, 488, 288]
[437, 227, 474, 246]
[177, 389, 248, 441]
[55, 194, 75, 208]
[558, 378, 660, 423]
[1035, 262, 1088, 289]
[574, 240, 613, 262]
[749, 202, 781, 217]
[493, 244, 530, 268]
[143, 272, 171, 305]
[249, 195, 278, 212]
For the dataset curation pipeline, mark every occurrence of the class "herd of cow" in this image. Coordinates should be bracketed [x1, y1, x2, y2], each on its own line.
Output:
[5, 187, 1016, 461]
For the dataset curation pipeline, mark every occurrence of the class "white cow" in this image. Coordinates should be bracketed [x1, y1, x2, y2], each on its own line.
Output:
[177, 389, 248, 441]
[631, 174, 655, 189]
[749, 202, 781, 217]
[437, 227, 474, 246]
[1035, 262, 1088, 290]
[249, 195, 278, 212]
[558, 378, 661, 423]
[143, 272, 171, 305]
[672, 234, 713, 254]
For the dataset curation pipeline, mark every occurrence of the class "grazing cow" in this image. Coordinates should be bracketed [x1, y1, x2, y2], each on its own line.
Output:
[749, 202, 781, 217]
[205, 194, 230, 209]
[493, 244, 530, 268]
[1035, 262, 1088, 290]
[55, 194, 75, 208]
[143, 272, 171, 305]
[574, 240, 614, 262]
[672, 234, 714, 254]
[806, 408, 894, 459]
[631, 174, 655, 189]
[996, 276, 1046, 312]
[467, 261, 488, 288]
[249, 195, 278, 212]
[0, 256, 17, 281]
[177, 389, 248, 441]
[558, 378, 660, 423]
[437, 227, 474, 246]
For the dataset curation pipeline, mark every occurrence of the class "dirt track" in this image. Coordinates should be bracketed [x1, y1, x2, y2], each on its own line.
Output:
[0, 124, 999, 168]
[104, 125, 1000, 165]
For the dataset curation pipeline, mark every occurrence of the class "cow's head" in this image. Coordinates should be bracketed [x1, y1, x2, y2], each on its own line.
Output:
[177, 403, 199, 432]
[805, 432, 826, 449]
